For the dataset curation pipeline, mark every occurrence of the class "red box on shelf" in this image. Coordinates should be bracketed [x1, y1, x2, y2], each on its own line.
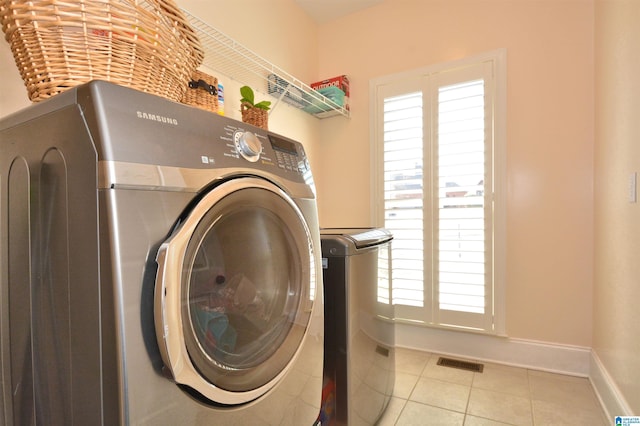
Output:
[310, 75, 350, 111]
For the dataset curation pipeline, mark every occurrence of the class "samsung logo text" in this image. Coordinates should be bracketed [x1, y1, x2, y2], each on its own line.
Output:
[136, 111, 178, 125]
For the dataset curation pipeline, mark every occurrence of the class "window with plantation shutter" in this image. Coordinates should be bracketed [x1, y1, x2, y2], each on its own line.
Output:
[372, 51, 506, 334]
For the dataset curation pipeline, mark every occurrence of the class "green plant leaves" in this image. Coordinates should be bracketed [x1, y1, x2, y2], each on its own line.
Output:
[240, 85, 255, 105]
[240, 85, 271, 110]
[254, 101, 271, 110]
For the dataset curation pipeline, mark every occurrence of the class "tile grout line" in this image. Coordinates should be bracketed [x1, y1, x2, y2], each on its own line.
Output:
[527, 368, 536, 426]
[461, 370, 478, 425]
[393, 353, 431, 426]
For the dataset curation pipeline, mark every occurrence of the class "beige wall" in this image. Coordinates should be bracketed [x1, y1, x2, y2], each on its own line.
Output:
[594, 0, 640, 414]
[313, 0, 595, 346]
[0, 43, 30, 116]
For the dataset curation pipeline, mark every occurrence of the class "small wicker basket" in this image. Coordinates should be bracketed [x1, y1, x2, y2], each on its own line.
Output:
[181, 70, 218, 113]
[0, 0, 204, 102]
[241, 102, 269, 130]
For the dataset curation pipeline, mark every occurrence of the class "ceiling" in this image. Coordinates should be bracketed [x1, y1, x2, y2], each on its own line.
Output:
[294, 0, 384, 24]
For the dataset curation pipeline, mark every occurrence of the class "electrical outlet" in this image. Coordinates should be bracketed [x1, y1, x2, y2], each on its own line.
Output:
[629, 172, 637, 203]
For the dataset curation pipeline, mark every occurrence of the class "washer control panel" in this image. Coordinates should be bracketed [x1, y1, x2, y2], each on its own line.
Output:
[216, 123, 309, 180]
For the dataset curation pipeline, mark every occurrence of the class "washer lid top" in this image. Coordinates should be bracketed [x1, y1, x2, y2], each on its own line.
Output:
[321, 227, 393, 250]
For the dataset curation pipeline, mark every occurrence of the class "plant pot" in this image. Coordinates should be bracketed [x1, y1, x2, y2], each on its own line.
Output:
[241, 102, 269, 130]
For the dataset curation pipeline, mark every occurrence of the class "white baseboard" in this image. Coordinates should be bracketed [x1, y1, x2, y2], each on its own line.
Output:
[395, 323, 591, 376]
[589, 350, 633, 418]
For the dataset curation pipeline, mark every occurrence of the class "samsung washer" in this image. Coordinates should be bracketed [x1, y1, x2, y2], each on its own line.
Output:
[0, 81, 323, 425]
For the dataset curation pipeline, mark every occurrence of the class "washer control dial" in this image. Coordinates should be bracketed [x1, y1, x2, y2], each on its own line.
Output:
[234, 131, 262, 162]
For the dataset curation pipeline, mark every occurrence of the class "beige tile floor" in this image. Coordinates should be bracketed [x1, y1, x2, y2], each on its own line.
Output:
[377, 348, 609, 426]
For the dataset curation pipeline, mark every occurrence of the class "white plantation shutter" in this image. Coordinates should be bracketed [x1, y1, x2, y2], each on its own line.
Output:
[373, 52, 505, 334]
[434, 74, 493, 331]
[382, 92, 424, 309]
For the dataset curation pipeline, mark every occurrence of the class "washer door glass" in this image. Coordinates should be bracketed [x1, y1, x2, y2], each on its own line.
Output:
[155, 177, 315, 403]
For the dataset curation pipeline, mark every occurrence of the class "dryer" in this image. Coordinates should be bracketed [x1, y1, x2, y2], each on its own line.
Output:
[0, 81, 323, 425]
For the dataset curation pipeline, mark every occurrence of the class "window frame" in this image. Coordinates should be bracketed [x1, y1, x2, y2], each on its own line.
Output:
[370, 49, 507, 335]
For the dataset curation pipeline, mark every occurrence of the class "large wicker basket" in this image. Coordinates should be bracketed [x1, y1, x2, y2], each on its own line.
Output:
[241, 102, 268, 130]
[0, 0, 204, 102]
[181, 70, 218, 113]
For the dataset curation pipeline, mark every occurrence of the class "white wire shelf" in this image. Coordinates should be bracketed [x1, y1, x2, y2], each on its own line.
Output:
[182, 9, 349, 119]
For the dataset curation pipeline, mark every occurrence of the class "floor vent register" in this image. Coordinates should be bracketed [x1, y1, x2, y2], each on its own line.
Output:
[436, 357, 484, 373]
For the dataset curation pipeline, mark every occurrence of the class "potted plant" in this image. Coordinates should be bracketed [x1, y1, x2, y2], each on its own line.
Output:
[240, 85, 271, 130]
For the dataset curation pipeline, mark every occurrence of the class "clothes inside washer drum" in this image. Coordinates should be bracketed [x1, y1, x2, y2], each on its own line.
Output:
[193, 308, 238, 355]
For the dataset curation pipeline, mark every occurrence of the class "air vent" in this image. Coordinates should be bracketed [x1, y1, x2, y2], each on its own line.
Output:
[436, 357, 484, 373]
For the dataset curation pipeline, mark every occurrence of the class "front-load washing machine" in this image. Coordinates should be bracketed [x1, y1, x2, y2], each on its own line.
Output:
[0, 81, 323, 425]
